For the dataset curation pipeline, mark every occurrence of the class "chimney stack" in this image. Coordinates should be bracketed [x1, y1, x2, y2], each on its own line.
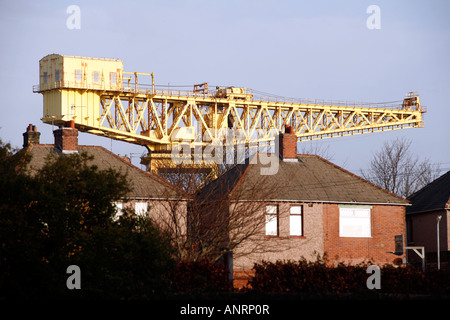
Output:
[278, 125, 297, 161]
[23, 124, 41, 148]
[53, 120, 78, 153]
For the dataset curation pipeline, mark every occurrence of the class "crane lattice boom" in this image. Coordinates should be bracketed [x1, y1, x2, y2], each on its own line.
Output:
[34, 54, 425, 160]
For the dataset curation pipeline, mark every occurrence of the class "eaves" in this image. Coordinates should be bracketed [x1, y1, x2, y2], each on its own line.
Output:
[229, 198, 410, 206]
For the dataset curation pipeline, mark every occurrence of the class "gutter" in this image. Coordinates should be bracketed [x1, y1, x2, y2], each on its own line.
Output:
[120, 196, 190, 201]
[406, 207, 448, 215]
[229, 198, 410, 206]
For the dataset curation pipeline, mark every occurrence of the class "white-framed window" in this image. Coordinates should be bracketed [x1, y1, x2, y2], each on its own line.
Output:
[290, 205, 303, 236]
[110, 72, 117, 85]
[339, 206, 372, 238]
[135, 201, 148, 217]
[113, 201, 124, 220]
[265, 205, 278, 236]
[75, 69, 82, 82]
[93, 71, 100, 83]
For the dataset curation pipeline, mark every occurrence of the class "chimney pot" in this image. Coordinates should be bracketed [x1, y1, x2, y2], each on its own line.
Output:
[23, 124, 40, 148]
[66, 120, 75, 128]
[285, 124, 294, 134]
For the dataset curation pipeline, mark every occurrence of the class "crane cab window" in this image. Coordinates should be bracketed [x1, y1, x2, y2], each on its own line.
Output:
[93, 71, 100, 83]
[75, 70, 82, 82]
[110, 72, 117, 85]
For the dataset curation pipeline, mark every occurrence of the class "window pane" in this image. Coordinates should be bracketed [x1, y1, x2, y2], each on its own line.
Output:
[339, 208, 371, 237]
[43, 72, 47, 84]
[135, 202, 148, 216]
[110, 72, 117, 84]
[290, 215, 302, 236]
[93, 71, 99, 83]
[266, 205, 277, 214]
[113, 202, 124, 220]
[75, 70, 82, 82]
[290, 206, 302, 214]
[265, 214, 278, 236]
[55, 70, 60, 82]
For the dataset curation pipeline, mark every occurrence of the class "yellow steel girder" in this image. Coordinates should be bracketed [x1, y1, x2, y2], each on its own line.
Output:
[35, 55, 425, 152]
[90, 89, 424, 151]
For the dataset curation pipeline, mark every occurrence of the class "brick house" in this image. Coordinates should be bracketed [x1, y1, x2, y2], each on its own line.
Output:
[20, 122, 188, 236]
[406, 170, 450, 266]
[197, 129, 409, 286]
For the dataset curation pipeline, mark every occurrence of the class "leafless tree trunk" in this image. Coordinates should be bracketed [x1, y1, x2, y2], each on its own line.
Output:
[194, 172, 289, 262]
[360, 137, 441, 198]
[151, 197, 191, 260]
[154, 160, 294, 262]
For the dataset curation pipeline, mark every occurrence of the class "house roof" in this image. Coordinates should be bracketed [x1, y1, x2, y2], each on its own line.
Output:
[198, 154, 409, 206]
[406, 170, 450, 214]
[22, 144, 187, 200]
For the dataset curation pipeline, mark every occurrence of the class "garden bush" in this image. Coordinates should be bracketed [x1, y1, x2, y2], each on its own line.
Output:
[248, 259, 450, 296]
[167, 259, 232, 294]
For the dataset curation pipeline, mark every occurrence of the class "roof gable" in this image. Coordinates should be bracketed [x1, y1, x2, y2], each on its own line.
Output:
[406, 170, 450, 214]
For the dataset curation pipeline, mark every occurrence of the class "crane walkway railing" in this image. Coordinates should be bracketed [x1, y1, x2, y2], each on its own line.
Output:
[33, 81, 421, 112]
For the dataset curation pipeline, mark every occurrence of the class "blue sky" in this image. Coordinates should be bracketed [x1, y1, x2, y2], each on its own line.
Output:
[0, 0, 449, 174]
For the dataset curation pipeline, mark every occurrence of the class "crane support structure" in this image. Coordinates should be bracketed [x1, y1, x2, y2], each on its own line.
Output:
[34, 54, 425, 169]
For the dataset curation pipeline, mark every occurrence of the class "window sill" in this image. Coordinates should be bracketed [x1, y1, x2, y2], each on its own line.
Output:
[264, 236, 306, 239]
[339, 236, 372, 239]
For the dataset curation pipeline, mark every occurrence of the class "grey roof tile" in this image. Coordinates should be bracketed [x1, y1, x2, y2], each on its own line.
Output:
[406, 170, 450, 214]
[23, 144, 186, 200]
[199, 154, 408, 205]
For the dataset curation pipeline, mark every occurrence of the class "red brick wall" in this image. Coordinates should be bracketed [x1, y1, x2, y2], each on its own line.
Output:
[323, 203, 405, 265]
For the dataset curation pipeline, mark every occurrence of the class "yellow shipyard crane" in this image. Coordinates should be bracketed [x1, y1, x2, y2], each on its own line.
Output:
[34, 54, 425, 172]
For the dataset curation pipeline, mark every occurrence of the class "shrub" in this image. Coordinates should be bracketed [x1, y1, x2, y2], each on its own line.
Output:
[248, 259, 450, 296]
[249, 259, 368, 295]
[167, 259, 232, 293]
[0, 150, 175, 299]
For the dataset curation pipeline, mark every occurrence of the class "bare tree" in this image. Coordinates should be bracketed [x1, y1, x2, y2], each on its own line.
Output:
[299, 142, 335, 161]
[193, 170, 288, 262]
[360, 137, 441, 198]
[154, 160, 293, 262]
